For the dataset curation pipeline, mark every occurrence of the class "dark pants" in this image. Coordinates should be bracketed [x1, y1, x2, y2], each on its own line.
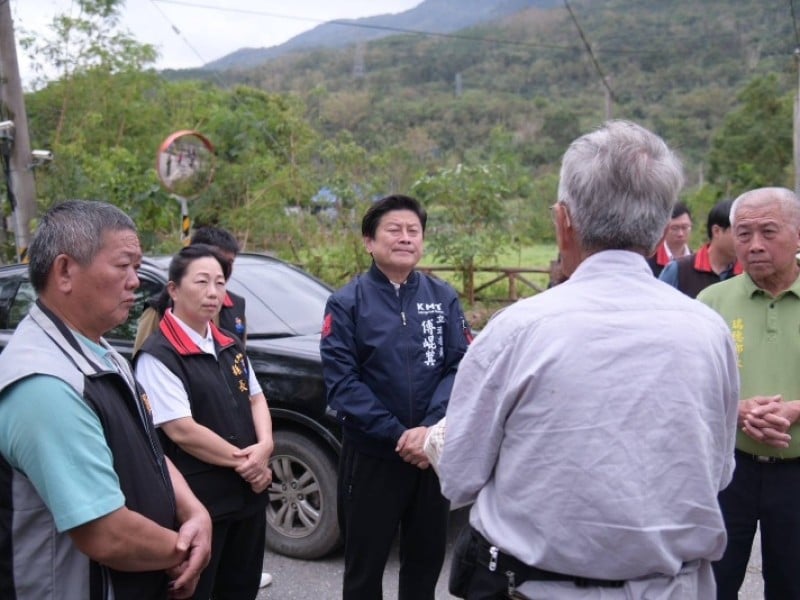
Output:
[338, 439, 450, 600]
[714, 452, 800, 600]
[192, 508, 266, 600]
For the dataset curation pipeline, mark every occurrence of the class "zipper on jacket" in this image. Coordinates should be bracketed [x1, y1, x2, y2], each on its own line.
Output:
[401, 311, 407, 326]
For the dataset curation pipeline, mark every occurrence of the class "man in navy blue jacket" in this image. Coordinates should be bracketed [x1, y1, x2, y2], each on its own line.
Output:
[320, 194, 471, 600]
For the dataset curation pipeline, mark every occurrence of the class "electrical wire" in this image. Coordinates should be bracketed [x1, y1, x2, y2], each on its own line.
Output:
[789, 0, 800, 49]
[151, 0, 584, 56]
[563, 0, 614, 101]
[148, 0, 210, 67]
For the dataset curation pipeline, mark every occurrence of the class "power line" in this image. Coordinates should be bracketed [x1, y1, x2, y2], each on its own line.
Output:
[563, 0, 615, 102]
[152, 0, 584, 55]
[790, 0, 800, 48]
[147, 0, 210, 67]
[155, 0, 776, 62]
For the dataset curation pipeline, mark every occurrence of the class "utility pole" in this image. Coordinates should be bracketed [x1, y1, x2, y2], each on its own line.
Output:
[0, 0, 37, 262]
[795, 47, 800, 196]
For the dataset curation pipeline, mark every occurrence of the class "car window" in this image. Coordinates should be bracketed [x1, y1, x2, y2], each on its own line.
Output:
[227, 260, 330, 337]
[0, 276, 21, 329]
[0, 277, 36, 330]
[106, 274, 164, 342]
[9, 281, 36, 328]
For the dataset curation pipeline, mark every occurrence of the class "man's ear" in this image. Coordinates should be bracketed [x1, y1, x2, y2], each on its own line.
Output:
[554, 203, 573, 252]
[363, 236, 374, 255]
[52, 254, 75, 293]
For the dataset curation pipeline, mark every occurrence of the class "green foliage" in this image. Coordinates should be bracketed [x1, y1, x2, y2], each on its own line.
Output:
[14, 0, 797, 301]
[19, 0, 157, 89]
[708, 74, 793, 195]
[412, 163, 516, 299]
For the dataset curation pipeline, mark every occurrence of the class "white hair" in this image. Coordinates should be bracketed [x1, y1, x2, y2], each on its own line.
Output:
[557, 120, 684, 254]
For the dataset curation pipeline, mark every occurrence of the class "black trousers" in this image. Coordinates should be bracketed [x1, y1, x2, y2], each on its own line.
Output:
[338, 439, 450, 600]
[192, 508, 266, 600]
[714, 453, 800, 600]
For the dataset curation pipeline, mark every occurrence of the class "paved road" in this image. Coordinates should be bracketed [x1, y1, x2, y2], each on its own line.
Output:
[257, 510, 765, 599]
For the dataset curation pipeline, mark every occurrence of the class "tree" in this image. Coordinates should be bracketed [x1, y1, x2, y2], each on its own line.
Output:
[707, 74, 793, 195]
[412, 163, 513, 301]
[20, 0, 157, 144]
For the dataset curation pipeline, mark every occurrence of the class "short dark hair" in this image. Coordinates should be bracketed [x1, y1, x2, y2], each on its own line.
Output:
[671, 201, 691, 220]
[191, 226, 240, 255]
[361, 195, 427, 239]
[706, 198, 733, 240]
[28, 200, 136, 293]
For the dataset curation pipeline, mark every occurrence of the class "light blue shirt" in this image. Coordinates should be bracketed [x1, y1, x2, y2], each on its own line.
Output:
[0, 374, 124, 531]
[439, 250, 739, 594]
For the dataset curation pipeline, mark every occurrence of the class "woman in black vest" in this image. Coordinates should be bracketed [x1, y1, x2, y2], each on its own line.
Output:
[135, 244, 273, 600]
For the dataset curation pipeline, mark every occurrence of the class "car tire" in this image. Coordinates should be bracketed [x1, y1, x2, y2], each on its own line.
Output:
[266, 430, 341, 559]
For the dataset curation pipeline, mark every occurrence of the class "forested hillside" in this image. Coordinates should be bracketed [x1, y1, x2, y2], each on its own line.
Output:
[210, 0, 793, 175]
[12, 0, 796, 296]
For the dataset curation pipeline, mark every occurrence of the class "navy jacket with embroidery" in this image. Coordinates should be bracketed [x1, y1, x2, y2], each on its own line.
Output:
[320, 262, 470, 459]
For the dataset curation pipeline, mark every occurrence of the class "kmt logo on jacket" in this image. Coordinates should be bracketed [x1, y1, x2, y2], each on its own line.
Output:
[417, 302, 442, 314]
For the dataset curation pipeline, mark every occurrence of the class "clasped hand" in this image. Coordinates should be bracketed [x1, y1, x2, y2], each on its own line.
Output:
[740, 395, 796, 448]
[396, 426, 430, 470]
[233, 440, 273, 493]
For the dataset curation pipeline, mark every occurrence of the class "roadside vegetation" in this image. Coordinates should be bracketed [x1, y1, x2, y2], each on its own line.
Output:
[3, 0, 795, 326]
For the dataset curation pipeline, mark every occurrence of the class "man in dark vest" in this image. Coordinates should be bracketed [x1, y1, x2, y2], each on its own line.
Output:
[0, 200, 211, 600]
[659, 198, 742, 298]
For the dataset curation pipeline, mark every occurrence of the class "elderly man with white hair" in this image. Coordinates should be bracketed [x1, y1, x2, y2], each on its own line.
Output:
[699, 186, 800, 600]
[438, 120, 739, 599]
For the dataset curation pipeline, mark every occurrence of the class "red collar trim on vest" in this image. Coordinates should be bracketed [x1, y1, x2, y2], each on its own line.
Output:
[654, 243, 671, 267]
[223, 292, 234, 308]
[692, 243, 714, 273]
[693, 243, 743, 275]
[159, 309, 236, 356]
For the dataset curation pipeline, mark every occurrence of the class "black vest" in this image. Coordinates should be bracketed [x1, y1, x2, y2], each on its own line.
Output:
[0, 301, 177, 600]
[138, 318, 266, 518]
[674, 254, 720, 299]
[219, 291, 247, 339]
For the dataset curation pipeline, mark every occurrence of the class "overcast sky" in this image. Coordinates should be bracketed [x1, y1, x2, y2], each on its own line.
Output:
[11, 0, 422, 82]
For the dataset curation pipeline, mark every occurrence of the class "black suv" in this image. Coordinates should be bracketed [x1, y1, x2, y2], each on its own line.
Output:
[0, 253, 342, 560]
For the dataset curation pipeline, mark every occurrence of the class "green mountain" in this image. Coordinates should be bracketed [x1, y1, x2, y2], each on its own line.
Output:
[183, 0, 795, 182]
[203, 0, 561, 70]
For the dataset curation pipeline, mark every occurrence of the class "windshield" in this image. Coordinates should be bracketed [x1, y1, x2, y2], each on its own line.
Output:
[227, 256, 331, 337]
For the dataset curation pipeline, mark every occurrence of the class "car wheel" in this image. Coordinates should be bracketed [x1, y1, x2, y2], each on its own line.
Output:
[266, 430, 341, 559]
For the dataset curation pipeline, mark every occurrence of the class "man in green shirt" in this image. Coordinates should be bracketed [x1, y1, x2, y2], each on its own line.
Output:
[698, 187, 800, 600]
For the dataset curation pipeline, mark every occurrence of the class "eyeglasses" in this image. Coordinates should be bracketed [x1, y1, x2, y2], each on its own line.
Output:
[668, 224, 692, 233]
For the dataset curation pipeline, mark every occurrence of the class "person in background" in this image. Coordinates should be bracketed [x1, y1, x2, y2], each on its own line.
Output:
[647, 200, 693, 276]
[439, 121, 738, 599]
[698, 187, 800, 599]
[135, 244, 273, 600]
[659, 198, 742, 297]
[0, 200, 211, 599]
[320, 194, 471, 600]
